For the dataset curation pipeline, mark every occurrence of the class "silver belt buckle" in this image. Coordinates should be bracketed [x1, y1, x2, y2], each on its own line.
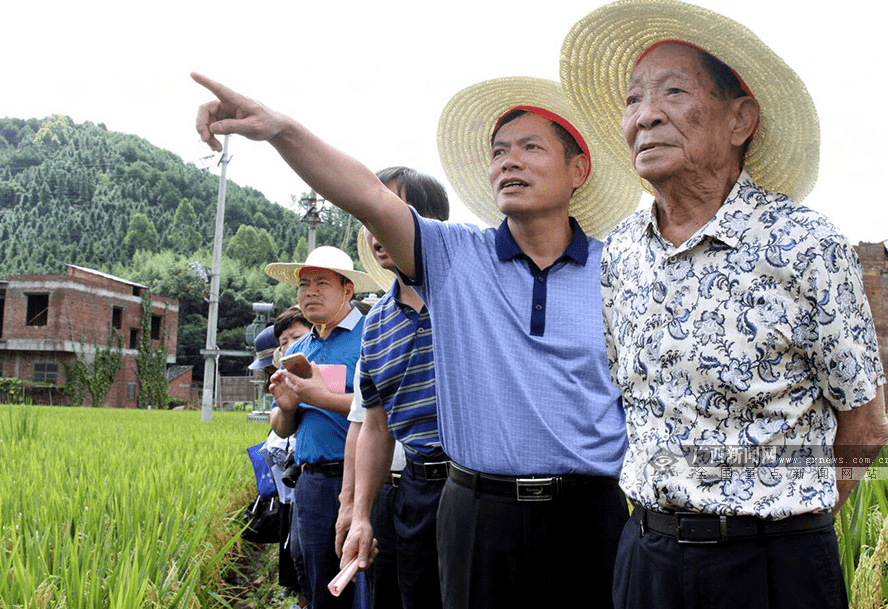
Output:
[516, 477, 555, 501]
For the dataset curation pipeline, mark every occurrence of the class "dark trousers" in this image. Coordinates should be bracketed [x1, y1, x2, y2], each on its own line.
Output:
[613, 516, 848, 609]
[367, 481, 401, 609]
[436, 475, 627, 609]
[279, 501, 298, 589]
[294, 470, 354, 609]
[394, 465, 446, 609]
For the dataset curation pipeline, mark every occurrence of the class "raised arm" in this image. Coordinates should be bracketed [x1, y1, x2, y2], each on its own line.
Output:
[192, 72, 417, 277]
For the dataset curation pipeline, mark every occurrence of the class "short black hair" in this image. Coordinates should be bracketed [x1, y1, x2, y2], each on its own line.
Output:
[492, 110, 584, 161]
[375, 166, 450, 221]
[273, 306, 310, 340]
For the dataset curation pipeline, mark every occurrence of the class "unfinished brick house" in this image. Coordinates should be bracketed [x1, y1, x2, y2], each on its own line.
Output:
[0, 265, 178, 407]
[858, 241, 888, 378]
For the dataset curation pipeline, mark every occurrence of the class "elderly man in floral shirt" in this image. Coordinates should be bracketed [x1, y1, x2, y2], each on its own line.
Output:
[561, 1, 888, 608]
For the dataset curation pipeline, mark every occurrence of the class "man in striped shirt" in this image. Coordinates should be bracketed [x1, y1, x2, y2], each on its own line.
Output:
[341, 166, 450, 609]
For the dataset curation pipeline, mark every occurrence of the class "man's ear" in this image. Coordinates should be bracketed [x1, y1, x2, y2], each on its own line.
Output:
[572, 153, 592, 191]
[730, 96, 760, 147]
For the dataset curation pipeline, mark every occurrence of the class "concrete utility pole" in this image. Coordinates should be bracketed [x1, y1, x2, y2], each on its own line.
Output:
[301, 190, 322, 254]
[201, 135, 230, 422]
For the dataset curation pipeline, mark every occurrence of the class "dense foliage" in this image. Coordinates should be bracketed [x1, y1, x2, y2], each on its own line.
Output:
[0, 116, 367, 379]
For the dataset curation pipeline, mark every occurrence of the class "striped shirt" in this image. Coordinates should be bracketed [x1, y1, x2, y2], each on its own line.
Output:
[360, 280, 442, 461]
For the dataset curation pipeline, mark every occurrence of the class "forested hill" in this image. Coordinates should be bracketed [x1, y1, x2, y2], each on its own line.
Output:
[0, 115, 356, 276]
[0, 115, 362, 379]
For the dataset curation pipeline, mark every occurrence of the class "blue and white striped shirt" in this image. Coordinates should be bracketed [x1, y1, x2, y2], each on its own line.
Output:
[360, 280, 442, 461]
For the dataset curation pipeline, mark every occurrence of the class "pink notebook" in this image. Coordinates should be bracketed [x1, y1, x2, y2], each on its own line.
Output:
[317, 364, 347, 394]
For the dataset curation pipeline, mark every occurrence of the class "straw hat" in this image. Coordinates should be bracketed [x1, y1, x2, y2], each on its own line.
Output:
[560, 0, 820, 202]
[437, 76, 641, 239]
[357, 226, 397, 291]
[265, 245, 378, 294]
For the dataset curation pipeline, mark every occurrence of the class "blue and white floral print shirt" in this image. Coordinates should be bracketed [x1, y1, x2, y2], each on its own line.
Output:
[602, 172, 885, 519]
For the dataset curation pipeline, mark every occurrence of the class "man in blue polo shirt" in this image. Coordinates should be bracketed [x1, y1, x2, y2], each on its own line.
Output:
[194, 73, 640, 608]
[266, 245, 377, 609]
[340, 166, 450, 609]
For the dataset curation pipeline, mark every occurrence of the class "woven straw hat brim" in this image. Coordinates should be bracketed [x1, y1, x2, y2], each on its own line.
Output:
[437, 76, 641, 239]
[357, 226, 397, 292]
[264, 262, 379, 295]
[560, 0, 819, 202]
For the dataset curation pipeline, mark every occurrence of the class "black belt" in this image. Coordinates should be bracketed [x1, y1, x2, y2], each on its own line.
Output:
[405, 458, 451, 481]
[303, 461, 344, 477]
[634, 505, 834, 544]
[383, 472, 401, 487]
[449, 462, 618, 502]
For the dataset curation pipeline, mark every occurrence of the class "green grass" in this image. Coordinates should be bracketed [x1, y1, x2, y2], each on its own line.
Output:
[0, 405, 269, 608]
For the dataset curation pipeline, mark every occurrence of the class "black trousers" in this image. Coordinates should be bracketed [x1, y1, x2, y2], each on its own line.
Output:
[436, 475, 627, 609]
[613, 516, 848, 609]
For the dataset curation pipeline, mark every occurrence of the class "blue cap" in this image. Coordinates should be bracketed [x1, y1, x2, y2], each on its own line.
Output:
[248, 325, 278, 370]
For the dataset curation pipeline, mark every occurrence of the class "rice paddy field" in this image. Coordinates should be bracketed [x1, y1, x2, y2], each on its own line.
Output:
[0, 404, 268, 608]
[1, 403, 887, 607]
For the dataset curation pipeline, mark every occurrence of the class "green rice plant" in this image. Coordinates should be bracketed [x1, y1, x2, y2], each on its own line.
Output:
[838, 443, 888, 608]
[0, 404, 38, 442]
[0, 406, 268, 608]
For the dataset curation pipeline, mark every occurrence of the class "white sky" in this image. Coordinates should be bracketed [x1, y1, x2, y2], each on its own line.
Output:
[4, 0, 886, 245]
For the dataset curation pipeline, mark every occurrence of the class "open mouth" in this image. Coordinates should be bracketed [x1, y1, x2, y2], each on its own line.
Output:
[499, 178, 529, 191]
[637, 142, 665, 154]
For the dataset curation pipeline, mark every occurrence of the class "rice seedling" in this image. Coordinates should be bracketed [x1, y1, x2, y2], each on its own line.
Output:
[0, 405, 267, 608]
[838, 444, 888, 608]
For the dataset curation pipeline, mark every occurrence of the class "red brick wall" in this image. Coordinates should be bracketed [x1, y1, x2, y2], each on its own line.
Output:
[856, 243, 888, 376]
[0, 266, 179, 408]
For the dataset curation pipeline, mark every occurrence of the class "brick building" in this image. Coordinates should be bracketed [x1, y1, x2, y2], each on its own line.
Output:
[0, 265, 178, 408]
[858, 241, 888, 379]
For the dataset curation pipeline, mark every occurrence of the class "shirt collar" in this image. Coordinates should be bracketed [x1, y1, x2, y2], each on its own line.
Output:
[494, 217, 589, 266]
[643, 170, 756, 250]
[310, 306, 363, 337]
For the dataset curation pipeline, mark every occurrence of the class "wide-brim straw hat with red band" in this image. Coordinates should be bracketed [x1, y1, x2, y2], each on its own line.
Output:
[357, 226, 397, 292]
[437, 76, 641, 239]
[560, 0, 819, 202]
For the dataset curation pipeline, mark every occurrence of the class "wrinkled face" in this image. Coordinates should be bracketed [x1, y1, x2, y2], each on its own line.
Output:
[297, 269, 353, 325]
[621, 43, 738, 183]
[487, 112, 586, 219]
[278, 322, 310, 355]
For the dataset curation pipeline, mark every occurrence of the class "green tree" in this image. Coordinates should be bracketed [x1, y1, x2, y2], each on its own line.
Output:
[225, 224, 278, 267]
[167, 198, 202, 254]
[293, 235, 308, 263]
[124, 212, 159, 255]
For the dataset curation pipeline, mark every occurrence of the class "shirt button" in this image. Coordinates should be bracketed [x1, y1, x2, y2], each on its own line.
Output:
[537, 276, 545, 283]
[416, 327, 424, 334]
[535, 304, 543, 311]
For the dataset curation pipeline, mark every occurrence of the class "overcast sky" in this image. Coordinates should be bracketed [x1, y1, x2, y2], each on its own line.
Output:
[5, 0, 886, 245]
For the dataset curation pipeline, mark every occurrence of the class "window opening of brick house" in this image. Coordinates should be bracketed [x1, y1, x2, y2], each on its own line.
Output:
[26, 293, 49, 326]
[150, 314, 162, 341]
[127, 383, 136, 401]
[129, 328, 139, 349]
[112, 306, 123, 330]
[34, 362, 57, 384]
